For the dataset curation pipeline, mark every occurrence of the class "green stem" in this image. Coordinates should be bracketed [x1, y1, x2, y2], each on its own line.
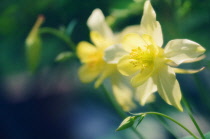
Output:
[101, 85, 143, 139]
[148, 105, 178, 138]
[141, 112, 199, 139]
[182, 96, 205, 139]
[39, 27, 76, 51]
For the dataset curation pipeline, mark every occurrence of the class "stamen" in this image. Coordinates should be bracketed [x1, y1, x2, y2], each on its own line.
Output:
[129, 45, 156, 69]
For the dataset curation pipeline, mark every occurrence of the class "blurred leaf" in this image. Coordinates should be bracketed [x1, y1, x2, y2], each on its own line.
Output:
[25, 15, 44, 73]
[0, 5, 18, 35]
[55, 51, 74, 62]
[106, 0, 144, 30]
[116, 116, 137, 131]
[204, 132, 210, 138]
[179, 136, 194, 139]
[66, 20, 77, 36]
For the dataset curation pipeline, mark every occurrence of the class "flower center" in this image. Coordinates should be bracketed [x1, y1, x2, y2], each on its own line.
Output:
[129, 45, 161, 69]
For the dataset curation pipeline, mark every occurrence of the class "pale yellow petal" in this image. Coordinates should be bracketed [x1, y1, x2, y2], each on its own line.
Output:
[173, 67, 205, 74]
[164, 39, 206, 65]
[87, 9, 114, 39]
[117, 55, 140, 76]
[120, 25, 140, 38]
[77, 41, 97, 63]
[131, 65, 154, 87]
[78, 64, 101, 83]
[181, 55, 206, 63]
[136, 77, 157, 106]
[94, 64, 116, 88]
[111, 73, 136, 111]
[140, 0, 163, 46]
[90, 31, 113, 48]
[156, 65, 183, 111]
[122, 33, 148, 52]
[104, 44, 128, 64]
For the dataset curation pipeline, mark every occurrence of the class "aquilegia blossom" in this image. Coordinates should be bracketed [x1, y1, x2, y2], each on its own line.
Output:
[104, 0, 205, 111]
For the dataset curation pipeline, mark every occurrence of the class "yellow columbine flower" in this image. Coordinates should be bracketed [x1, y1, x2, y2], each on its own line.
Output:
[104, 0, 206, 111]
[77, 9, 136, 111]
[77, 31, 115, 88]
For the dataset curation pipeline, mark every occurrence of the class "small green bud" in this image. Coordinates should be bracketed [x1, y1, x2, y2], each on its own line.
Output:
[116, 116, 137, 131]
[25, 15, 44, 73]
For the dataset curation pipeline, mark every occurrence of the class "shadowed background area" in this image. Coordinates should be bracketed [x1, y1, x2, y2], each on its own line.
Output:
[0, 0, 210, 139]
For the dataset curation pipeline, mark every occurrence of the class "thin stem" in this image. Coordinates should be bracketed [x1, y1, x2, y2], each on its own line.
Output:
[182, 96, 205, 139]
[142, 112, 199, 139]
[148, 105, 178, 138]
[39, 27, 76, 51]
[101, 85, 143, 139]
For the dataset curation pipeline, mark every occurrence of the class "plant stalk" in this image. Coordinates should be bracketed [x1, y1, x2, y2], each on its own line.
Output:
[182, 96, 205, 139]
[142, 112, 199, 139]
[39, 27, 76, 51]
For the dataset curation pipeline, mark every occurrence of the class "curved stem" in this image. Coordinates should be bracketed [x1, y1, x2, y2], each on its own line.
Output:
[142, 112, 199, 139]
[182, 96, 205, 139]
[101, 85, 143, 139]
[148, 105, 178, 138]
[39, 27, 76, 51]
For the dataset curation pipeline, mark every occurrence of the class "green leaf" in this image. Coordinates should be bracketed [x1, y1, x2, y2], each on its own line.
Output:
[55, 52, 74, 62]
[135, 114, 146, 128]
[66, 20, 77, 35]
[179, 136, 194, 139]
[116, 116, 137, 131]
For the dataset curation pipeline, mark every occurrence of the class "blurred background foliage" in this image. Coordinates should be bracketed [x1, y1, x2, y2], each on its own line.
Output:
[0, 0, 210, 139]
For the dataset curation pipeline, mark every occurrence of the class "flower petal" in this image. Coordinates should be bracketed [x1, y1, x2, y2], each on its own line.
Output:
[111, 73, 136, 111]
[78, 64, 102, 83]
[77, 41, 97, 63]
[94, 64, 116, 88]
[87, 9, 114, 39]
[136, 77, 157, 106]
[118, 55, 140, 76]
[104, 44, 129, 64]
[90, 31, 113, 48]
[164, 39, 206, 65]
[122, 33, 149, 52]
[131, 65, 154, 87]
[120, 25, 140, 37]
[173, 67, 205, 74]
[140, 0, 163, 47]
[181, 55, 206, 63]
[155, 65, 183, 111]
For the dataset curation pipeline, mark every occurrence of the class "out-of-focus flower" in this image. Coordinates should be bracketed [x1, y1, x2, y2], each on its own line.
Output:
[77, 31, 114, 88]
[77, 9, 136, 111]
[104, 0, 205, 111]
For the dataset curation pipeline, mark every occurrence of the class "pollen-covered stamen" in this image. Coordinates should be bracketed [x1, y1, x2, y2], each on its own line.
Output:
[129, 45, 155, 69]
